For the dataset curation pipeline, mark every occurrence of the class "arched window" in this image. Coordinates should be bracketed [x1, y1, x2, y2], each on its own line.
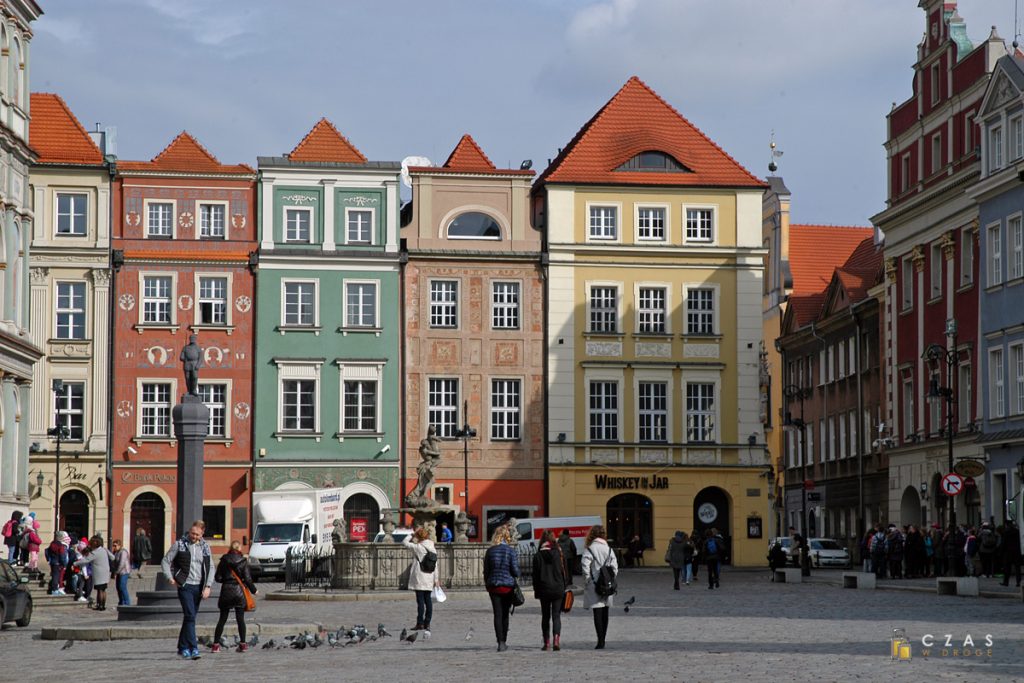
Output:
[446, 212, 501, 240]
[0, 25, 8, 99]
[606, 493, 653, 549]
[60, 489, 91, 541]
[9, 37, 20, 107]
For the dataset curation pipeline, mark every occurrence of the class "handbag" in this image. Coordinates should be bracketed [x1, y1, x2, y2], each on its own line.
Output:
[511, 580, 526, 607]
[561, 590, 574, 613]
[229, 567, 256, 612]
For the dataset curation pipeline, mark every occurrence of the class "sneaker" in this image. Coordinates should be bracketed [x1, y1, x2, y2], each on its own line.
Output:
[56, 589, 66, 596]
[76, 596, 88, 603]
[178, 650, 190, 659]
[211, 644, 222, 653]
[237, 643, 248, 653]
[190, 648, 202, 660]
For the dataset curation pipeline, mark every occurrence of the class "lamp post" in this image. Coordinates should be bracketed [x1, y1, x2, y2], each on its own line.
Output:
[455, 400, 476, 518]
[47, 379, 70, 537]
[782, 384, 811, 537]
[924, 317, 958, 530]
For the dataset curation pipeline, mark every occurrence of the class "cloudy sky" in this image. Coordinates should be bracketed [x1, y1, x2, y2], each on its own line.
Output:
[31, 0, 1019, 225]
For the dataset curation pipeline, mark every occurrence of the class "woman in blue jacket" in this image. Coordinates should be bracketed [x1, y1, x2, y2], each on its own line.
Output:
[483, 525, 519, 651]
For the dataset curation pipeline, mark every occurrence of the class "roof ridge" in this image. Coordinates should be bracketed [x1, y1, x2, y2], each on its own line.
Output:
[443, 134, 496, 170]
[288, 117, 367, 163]
[152, 131, 220, 165]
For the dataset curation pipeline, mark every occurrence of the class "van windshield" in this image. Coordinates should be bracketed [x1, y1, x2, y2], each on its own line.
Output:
[253, 523, 303, 543]
[516, 523, 532, 541]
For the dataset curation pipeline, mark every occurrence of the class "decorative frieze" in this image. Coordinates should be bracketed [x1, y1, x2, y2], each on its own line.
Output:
[586, 341, 622, 357]
[590, 448, 618, 464]
[635, 342, 671, 357]
[683, 343, 718, 359]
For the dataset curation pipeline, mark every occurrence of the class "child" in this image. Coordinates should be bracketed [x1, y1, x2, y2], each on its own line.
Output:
[212, 541, 258, 652]
[768, 541, 787, 581]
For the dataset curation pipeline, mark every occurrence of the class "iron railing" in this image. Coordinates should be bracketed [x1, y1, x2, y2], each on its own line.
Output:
[284, 543, 335, 590]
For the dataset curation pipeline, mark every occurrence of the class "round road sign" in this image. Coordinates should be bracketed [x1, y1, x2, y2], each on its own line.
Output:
[941, 472, 964, 497]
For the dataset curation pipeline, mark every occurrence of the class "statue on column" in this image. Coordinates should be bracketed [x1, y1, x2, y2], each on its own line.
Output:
[180, 335, 203, 397]
[405, 426, 442, 508]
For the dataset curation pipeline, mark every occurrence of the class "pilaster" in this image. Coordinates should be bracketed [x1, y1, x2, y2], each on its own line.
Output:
[27, 266, 47, 436]
[89, 268, 110, 452]
[321, 178, 336, 251]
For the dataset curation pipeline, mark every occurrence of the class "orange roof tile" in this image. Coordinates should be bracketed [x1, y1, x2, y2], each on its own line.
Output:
[536, 76, 764, 188]
[408, 134, 535, 177]
[788, 293, 826, 327]
[29, 93, 104, 166]
[789, 224, 873, 295]
[834, 237, 883, 301]
[118, 132, 253, 174]
[287, 118, 366, 163]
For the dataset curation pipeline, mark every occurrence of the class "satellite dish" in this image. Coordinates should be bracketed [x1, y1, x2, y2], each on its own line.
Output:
[400, 156, 433, 188]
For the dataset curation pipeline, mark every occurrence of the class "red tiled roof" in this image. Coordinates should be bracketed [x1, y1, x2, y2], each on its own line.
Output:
[789, 224, 873, 295]
[29, 93, 104, 166]
[788, 293, 825, 327]
[118, 132, 253, 174]
[834, 237, 882, 301]
[287, 118, 366, 163]
[536, 76, 764, 188]
[409, 134, 535, 176]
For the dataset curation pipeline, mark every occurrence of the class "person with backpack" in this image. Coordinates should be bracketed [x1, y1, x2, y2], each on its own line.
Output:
[3, 510, 22, 563]
[483, 525, 519, 651]
[978, 523, 998, 577]
[557, 529, 578, 576]
[581, 524, 617, 650]
[870, 525, 887, 579]
[665, 530, 691, 589]
[45, 532, 69, 595]
[703, 529, 722, 589]
[74, 535, 114, 611]
[885, 525, 904, 579]
[402, 527, 438, 632]
[768, 540, 788, 581]
[211, 540, 258, 653]
[532, 530, 568, 651]
[111, 539, 132, 606]
[999, 520, 1022, 587]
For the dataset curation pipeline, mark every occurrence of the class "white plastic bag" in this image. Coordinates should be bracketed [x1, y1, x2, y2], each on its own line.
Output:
[433, 585, 447, 603]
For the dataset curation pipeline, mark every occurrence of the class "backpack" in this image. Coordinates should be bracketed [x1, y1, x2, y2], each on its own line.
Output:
[419, 549, 437, 573]
[590, 547, 617, 598]
[980, 532, 997, 552]
[109, 549, 120, 577]
[1, 519, 13, 539]
[19, 532, 30, 549]
[705, 538, 719, 556]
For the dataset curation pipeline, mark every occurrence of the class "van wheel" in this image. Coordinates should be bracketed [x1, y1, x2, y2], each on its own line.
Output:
[15, 598, 30, 627]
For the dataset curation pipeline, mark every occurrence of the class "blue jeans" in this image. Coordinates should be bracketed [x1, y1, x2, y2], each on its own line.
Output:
[415, 590, 432, 628]
[6, 545, 17, 563]
[116, 573, 131, 605]
[177, 584, 203, 653]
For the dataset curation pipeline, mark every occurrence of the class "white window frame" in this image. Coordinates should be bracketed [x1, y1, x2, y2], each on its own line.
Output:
[136, 378, 176, 439]
[280, 278, 319, 328]
[427, 377, 460, 439]
[805, 420, 814, 465]
[283, 206, 314, 244]
[490, 281, 520, 331]
[901, 257, 914, 310]
[1010, 213, 1024, 281]
[684, 376, 718, 443]
[490, 377, 522, 441]
[586, 203, 620, 242]
[198, 381, 231, 440]
[1012, 343, 1024, 416]
[1012, 114, 1024, 161]
[586, 282, 620, 334]
[961, 227, 974, 286]
[931, 132, 942, 175]
[588, 378, 620, 442]
[929, 242, 943, 299]
[138, 271, 177, 326]
[275, 360, 322, 435]
[991, 347, 1006, 419]
[849, 411, 858, 458]
[198, 200, 229, 240]
[965, 113, 976, 156]
[343, 279, 379, 330]
[929, 370, 942, 434]
[988, 221, 1003, 287]
[827, 415, 836, 461]
[337, 361, 384, 436]
[194, 272, 232, 327]
[344, 206, 375, 245]
[958, 362, 972, 428]
[55, 191, 88, 237]
[848, 337, 857, 375]
[902, 377, 915, 441]
[838, 413, 846, 459]
[143, 199, 176, 239]
[636, 376, 668, 443]
[837, 339, 846, 378]
[634, 203, 668, 242]
[53, 380, 85, 442]
[683, 204, 717, 245]
[428, 279, 459, 329]
[930, 63, 940, 105]
[989, 124, 1004, 173]
[900, 153, 911, 193]
[54, 280, 87, 340]
[683, 283, 718, 336]
[818, 420, 827, 466]
[636, 284, 669, 334]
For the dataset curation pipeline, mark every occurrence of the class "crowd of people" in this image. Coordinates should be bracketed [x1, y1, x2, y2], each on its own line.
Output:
[663, 528, 728, 589]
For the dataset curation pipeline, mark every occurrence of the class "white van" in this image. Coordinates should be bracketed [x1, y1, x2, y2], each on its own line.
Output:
[514, 516, 601, 561]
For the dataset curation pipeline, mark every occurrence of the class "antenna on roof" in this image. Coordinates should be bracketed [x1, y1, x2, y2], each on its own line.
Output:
[1015, 0, 1021, 50]
[768, 130, 784, 175]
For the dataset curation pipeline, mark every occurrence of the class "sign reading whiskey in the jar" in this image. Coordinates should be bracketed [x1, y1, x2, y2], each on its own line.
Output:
[594, 474, 669, 490]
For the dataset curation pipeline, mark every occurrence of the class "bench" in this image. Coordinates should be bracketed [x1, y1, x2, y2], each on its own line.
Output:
[842, 572, 876, 589]
[936, 577, 979, 597]
[774, 568, 802, 583]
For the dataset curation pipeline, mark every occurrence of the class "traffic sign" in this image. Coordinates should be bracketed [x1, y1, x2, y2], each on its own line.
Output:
[941, 473, 964, 497]
[964, 476, 976, 488]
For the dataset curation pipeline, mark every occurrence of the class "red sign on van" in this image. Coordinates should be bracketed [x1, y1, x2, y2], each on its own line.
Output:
[350, 518, 368, 542]
[533, 525, 590, 540]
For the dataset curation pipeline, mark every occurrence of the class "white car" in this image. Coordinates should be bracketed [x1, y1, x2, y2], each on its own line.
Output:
[808, 538, 852, 568]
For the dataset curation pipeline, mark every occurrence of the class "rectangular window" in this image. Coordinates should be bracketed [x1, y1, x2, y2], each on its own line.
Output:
[56, 193, 87, 236]
[1013, 115, 1024, 160]
[827, 415, 836, 461]
[490, 379, 521, 441]
[638, 381, 667, 442]
[637, 287, 666, 334]
[147, 202, 173, 238]
[141, 382, 171, 437]
[199, 203, 225, 239]
[819, 420, 827, 466]
[345, 282, 377, 328]
[838, 414, 846, 459]
[589, 380, 618, 441]
[429, 280, 458, 328]
[958, 363, 972, 428]
[197, 277, 227, 325]
[142, 276, 172, 324]
[990, 126, 1004, 172]
[55, 282, 86, 339]
[343, 380, 378, 432]
[198, 383, 226, 438]
[805, 420, 814, 465]
[901, 258, 914, 310]
[282, 379, 316, 431]
[849, 337, 857, 375]
[588, 206, 617, 240]
[1011, 216, 1023, 280]
[428, 378, 459, 438]
[827, 345, 835, 383]
[785, 430, 795, 469]
[988, 223, 1003, 286]
[961, 227, 974, 286]
[285, 208, 311, 242]
[991, 348, 1006, 419]
[491, 282, 520, 330]
[900, 153, 911, 193]
[636, 206, 665, 241]
[685, 207, 713, 242]
[929, 371, 942, 434]
[346, 209, 373, 244]
[55, 381, 84, 441]
[930, 64, 940, 104]
[837, 340, 846, 378]
[902, 378, 915, 441]
[965, 113, 976, 156]
[283, 282, 315, 326]
[931, 133, 942, 174]
[850, 411, 858, 458]
[930, 242, 942, 299]
[686, 288, 714, 335]
[686, 382, 715, 442]
[818, 349, 825, 386]
[1014, 345, 1024, 415]
[589, 286, 617, 333]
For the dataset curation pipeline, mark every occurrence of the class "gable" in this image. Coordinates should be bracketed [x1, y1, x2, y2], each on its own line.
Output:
[979, 58, 1024, 118]
[288, 118, 367, 164]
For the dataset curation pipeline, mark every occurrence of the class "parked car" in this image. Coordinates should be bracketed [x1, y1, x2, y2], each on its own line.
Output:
[0, 559, 32, 627]
[372, 528, 413, 543]
[767, 537, 799, 566]
[808, 538, 852, 568]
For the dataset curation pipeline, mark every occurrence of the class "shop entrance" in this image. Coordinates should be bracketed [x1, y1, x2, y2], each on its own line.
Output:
[130, 492, 165, 564]
[605, 493, 653, 549]
[59, 490, 90, 541]
[693, 487, 731, 564]
[343, 493, 380, 542]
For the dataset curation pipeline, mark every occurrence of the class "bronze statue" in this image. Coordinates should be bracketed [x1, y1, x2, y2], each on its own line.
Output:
[180, 335, 203, 396]
[405, 426, 442, 508]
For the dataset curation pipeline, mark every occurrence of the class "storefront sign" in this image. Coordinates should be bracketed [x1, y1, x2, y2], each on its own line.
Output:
[954, 459, 986, 478]
[594, 474, 669, 490]
[747, 516, 763, 539]
[349, 517, 368, 542]
[697, 502, 718, 523]
[120, 471, 176, 484]
[62, 464, 88, 482]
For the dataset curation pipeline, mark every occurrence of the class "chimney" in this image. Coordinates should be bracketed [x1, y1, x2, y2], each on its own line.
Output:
[88, 124, 117, 157]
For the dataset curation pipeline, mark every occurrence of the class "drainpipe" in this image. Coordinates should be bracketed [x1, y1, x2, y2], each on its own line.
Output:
[247, 247, 258, 547]
[810, 321, 827, 535]
[850, 304, 866, 556]
[398, 246, 408, 527]
[105, 157, 117, 540]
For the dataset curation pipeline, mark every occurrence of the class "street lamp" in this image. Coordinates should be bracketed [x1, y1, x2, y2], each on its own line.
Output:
[782, 384, 811, 538]
[924, 317, 958, 530]
[454, 400, 476, 518]
[46, 379, 70, 536]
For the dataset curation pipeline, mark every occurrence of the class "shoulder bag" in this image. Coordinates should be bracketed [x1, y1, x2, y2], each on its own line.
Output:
[229, 567, 256, 612]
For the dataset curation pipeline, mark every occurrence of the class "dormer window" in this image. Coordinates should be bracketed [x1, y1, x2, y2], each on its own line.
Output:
[616, 150, 687, 172]
[447, 211, 501, 240]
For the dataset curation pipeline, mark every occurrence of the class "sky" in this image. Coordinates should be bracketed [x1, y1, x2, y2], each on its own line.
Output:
[30, 0, 1022, 226]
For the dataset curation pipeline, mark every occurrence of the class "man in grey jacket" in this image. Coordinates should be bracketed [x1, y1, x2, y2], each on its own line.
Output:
[161, 521, 214, 659]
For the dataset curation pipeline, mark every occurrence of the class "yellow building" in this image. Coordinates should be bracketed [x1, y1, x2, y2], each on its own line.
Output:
[532, 77, 770, 566]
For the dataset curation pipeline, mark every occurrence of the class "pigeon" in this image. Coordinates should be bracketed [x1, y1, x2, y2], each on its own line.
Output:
[61, 639, 74, 650]
[232, 635, 241, 648]
[377, 623, 392, 638]
[291, 639, 307, 650]
[262, 639, 276, 650]
[310, 635, 323, 648]
[464, 626, 474, 641]
[198, 635, 213, 647]
[248, 633, 259, 647]
[623, 596, 636, 613]
[404, 629, 420, 644]
[399, 628, 408, 642]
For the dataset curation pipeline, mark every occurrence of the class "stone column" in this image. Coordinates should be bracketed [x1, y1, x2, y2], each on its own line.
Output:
[27, 267, 47, 437]
[172, 394, 209, 537]
[15, 380, 29, 497]
[0, 375, 16, 495]
[4, 207, 16, 322]
[89, 268, 111, 453]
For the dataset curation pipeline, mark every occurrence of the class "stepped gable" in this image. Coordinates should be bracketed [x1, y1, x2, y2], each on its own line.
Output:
[118, 131, 253, 174]
[536, 76, 764, 188]
[789, 224, 873, 295]
[287, 118, 367, 163]
[29, 93, 104, 165]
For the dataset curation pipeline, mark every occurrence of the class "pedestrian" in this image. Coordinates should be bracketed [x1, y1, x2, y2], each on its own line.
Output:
[439, 522, 453, 543]
[768, 540, 787, 581]
[922, 526, 934, 578]
[689, 529, 701, 581]
[111, 539, 132, 606]
[23, 521, 42, 573]
[870, 525, 887, 579]
[557, 529, 578, 576]
[581, 524, 616, 650]
[885, 525, 904, 579]
[978, 523, 998, 577]
[532, 530, 568, 651]
[664, 530, 690, 588]
[3, 510, 22, 563]
[70, 537, 91, 602]
[131, 527, 152, 577]
[904, 525, 923, 578]
[964, 527, 980, 577]
[483, 525, 519, 651]
[44, 532, 68, 595]
[74, 535, 114, 611]
[932, 523, 946, 577]
[161, 520, 214, 660]
[1000, 520, 1022, 587]
[212, 540, 258, 653]
[625, 534, 645, 567]
[703, 529, 722, 588]
[402, 527, 437, 632]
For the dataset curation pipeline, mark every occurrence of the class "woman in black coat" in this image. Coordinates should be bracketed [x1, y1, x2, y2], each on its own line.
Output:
[532, 530, 569, 651]
[212, 541, 258, 652]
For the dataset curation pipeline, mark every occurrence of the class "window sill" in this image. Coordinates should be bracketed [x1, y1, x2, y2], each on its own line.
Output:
[199, 236, 227, 241]
[204, 438, 234, 447]
[134, 323, 180, 335]
[681, 334, 722, 341]
[191, 324, 235, 335]
[274, 431, 323, 442]
[334, 432, 384, 442]
[145, 235, 174, 240]
[633, 332, 672, 339]
[1006, 277, 1024, 288]
[54, 232, 88, 238]
[985, 284, 1004, 294]
[583, 332, 624, 338]
[48, 337, 92, 344]
[276, 325, 322, 336]
[926, 295, 942, 305]
[338, 327, 382, 337]
[133, 437, 176, 445]
[898, 307, 913, 317]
